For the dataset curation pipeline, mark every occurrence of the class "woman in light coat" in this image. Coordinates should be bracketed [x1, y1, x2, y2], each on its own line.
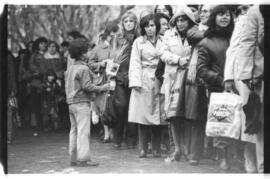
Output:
[159, 8, 195, 162]
[224, 5, 264, 173]
[128, 13, 163, 158]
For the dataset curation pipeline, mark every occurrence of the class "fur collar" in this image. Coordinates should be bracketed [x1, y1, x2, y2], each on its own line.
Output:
[204, 28, 232, 40]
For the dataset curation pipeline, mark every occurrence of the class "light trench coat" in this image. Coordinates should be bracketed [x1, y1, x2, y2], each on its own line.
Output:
[159, 28, 192, 116]
[224, 14, 257, 143]
[128, 36, 165, 125]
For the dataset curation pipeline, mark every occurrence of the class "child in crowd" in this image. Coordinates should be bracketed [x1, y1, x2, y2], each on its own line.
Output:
[41, 70, 62, 131]
[65, 38, 111, 167]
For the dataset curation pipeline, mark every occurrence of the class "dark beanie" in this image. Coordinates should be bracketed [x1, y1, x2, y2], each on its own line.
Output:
[69, 38, 89, 60]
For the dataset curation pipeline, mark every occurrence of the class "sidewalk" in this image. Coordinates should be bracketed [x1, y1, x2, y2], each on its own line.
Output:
[8, 128, 245, 174]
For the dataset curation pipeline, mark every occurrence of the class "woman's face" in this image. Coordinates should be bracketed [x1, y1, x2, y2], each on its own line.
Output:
[176, 16, 190, 33]
[144, 20, 157, 37]
[106, 31, 117, 42]
[159, 17, 169, 35]
[156, 6, 170, 17]
[215, 10, 231, 28]
[39, 42, 47, 52]
[123, 16, 136, 32]
[27, 43, 33, 52]
[200, 5, 211, 25]
[48, 43, 57, 55]
[189, 7, 199, 22]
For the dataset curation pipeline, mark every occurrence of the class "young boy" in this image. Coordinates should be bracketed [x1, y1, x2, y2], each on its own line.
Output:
[65, 38, 110, 167]
[41, 70, 61, 132]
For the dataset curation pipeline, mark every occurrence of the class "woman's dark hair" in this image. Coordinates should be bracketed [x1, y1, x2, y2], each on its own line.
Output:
[67, 30, 82, 39]
[61, 41, 69, 47]
[18, 49, 30, 70]
[174, 14, 196, 32]
[18, 49, 28, 57]
[69, 38, 89, 60]
[205, 5, 234, 37]
[140, 14, 160, 36]
[155, 13, 170, 23]
[26, 41, 34, 51]
[154, 5, 173, 18]
[33, 37, 48, 52]
[100, 21, 119, 40]
[47, 41, 60, 53]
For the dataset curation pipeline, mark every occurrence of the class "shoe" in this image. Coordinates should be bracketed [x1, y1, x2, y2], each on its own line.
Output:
[113, 143, 121, 149]
[103, 139, 111, 143]
[219, 159, 230, 170]
[164, 152, 181, 162]
[139, 150, 147, 158]
[189, 160, 199, 166]
[153, 150, 162, 158]
[70, 162, 77, 166]
[77, 160, 99, 167]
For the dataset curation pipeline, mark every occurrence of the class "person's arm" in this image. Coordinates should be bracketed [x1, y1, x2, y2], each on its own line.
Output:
[159, 31, 189, 67]
[81, 67, 109, 93]
[197, 43, 223, 89]
[186, 25, 204, 46]
[237, 6, 261, 81]
[128, 39, 142, 88]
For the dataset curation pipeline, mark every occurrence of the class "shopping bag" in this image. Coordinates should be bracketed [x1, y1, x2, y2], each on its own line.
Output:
[166, 68, 187, 118]
[206, 92, 243, 140]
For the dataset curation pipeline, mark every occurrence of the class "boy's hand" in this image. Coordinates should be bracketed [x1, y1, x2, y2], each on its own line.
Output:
[102, 83, 110, 91]
[56, 79, 62, 87]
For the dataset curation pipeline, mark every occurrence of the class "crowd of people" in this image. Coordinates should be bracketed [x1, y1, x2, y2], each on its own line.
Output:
[7, 4, 264, 172]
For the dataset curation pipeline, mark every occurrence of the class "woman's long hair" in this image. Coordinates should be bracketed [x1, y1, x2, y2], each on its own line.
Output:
[32, 37, 48, 52]
[120, 11, 140, 39]
[204, 5, 234, 38]
[100, 21, 119, 41]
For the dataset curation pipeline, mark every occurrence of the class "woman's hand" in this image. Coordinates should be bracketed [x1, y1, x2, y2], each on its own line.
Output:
[179, 56, 189, 66]
[224, 80, 239, 94]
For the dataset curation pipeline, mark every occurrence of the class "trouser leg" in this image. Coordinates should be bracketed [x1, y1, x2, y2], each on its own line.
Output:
[113, 116, 124, 145]
[151, 125, 162, 152]
[126, 122, 138, 147]
[76, 103, 91, 162]
[138, 124, 148, 151]
[256, 127, 264, 173]
[244, 142, 257, 173]
[69, 105, 77, 163]
[170, 118, 181, 153]
[7, 106, 14, 142]
[189, 121, 205, 161]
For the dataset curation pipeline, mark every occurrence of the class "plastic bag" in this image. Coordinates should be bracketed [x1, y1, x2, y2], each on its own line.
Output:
[206, 92, 243, 140]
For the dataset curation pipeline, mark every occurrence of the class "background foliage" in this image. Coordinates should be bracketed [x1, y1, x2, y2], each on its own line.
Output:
[8, 5, 154, 54]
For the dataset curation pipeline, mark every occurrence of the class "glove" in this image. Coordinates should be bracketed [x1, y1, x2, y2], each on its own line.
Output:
[244, 120, 262, 135]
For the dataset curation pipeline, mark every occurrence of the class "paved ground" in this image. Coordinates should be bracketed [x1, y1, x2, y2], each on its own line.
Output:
[7, 128, 245, 174]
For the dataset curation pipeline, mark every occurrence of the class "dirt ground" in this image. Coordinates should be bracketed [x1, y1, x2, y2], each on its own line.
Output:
[7, 128, 245, 174]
